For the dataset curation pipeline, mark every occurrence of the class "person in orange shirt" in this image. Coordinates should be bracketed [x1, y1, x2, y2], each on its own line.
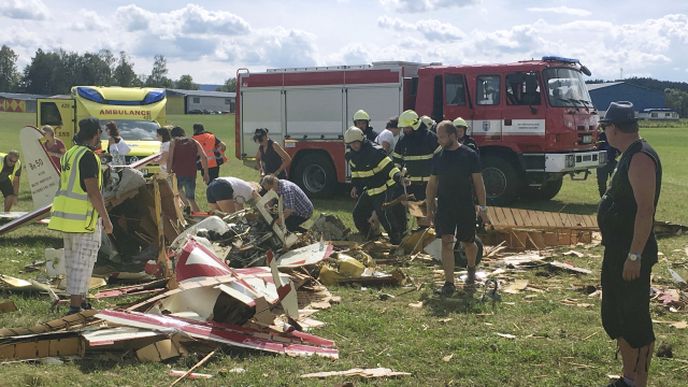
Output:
[192, 123, 226, 184]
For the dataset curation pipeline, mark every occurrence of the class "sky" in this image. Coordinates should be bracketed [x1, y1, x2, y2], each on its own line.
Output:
[1, 0, 687, 84]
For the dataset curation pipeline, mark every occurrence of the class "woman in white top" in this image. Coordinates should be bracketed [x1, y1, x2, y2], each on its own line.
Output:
[206, 177, 261, 214]
[105, 121, 131, 165]
[156, 126, 172, 174]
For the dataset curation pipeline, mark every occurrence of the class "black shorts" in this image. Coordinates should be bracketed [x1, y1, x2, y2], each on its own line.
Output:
[601, 248, 655, 348]
[0, 179, 15, 198]
[435, 204, 476, 242]
[206, 179, 234, 204]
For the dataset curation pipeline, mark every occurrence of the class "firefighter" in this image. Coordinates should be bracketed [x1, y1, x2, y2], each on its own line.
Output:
[192, 123, 227, 184]
[353, 109, 379, 142]
[452, 117, 480, 155]
[420, 115, 437, 132]
[345, 126, 406, 245]
[391, 109, 441, 201]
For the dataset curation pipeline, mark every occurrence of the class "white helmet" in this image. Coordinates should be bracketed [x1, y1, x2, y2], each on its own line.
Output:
[344, 126, 365, 144]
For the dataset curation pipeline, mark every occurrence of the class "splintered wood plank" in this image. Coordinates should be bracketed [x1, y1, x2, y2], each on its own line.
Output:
[495, 207, 510, 226]
[543, 211, 557, 228]
[584, 215, 597, 228]
[498, 207, 512, 226]
[534, 212, 549, 228]
[512, 209, 526, 227]
[520, 209, 536, 227]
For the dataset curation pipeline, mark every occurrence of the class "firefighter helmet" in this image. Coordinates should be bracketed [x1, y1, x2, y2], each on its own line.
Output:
[353, 109, 370, 122]
[452, 117, 468, 128]
[398, 109, 420, 130]
[420, 115, 435, 128]
[344, 126, 365, 144]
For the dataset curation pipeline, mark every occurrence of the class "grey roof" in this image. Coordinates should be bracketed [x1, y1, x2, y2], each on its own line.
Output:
[166, 88, 236, 98]
[0, 92, 48, 100]
[586, 82, 624, 91]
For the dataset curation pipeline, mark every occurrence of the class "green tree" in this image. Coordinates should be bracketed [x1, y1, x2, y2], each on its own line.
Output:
[175, 74, 198, 90]
[113, 51, 137, 87]
[216, 77, 236, 92]
[0, 45, 20, 92]
[665, 88, 688, 117]
[22, 49, 66, 94]
[79, 50, 114, 86]
[145, 54, 173, 88]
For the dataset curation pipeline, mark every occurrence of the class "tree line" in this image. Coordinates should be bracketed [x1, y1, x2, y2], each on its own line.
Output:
[0, 45, 236, 95]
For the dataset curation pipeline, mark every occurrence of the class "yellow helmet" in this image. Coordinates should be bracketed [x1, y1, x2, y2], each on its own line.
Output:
[353, 109, 370, 122]
[452, 117, 468, 129]
[398, 109, 420, 130]
[344, 126, 365, 144]
[420, 115, 436, 128]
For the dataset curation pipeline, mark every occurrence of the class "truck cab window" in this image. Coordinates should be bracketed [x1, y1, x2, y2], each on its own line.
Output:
[40, 102, 63, 126]
[506, 72, 541, 105]
[476, 75, 500, 105]
[445, 74, 466, 105]
[432, 75, 444, 119]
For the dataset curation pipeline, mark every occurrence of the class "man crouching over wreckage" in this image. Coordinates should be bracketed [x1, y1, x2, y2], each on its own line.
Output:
[48, 117, 114, 315]
[206, 176, 261, 214]
[426, 120, 488, 296]
[260, 174, 313, 232]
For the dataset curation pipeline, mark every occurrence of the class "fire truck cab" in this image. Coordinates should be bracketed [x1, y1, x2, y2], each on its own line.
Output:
[236, 57, 605, 205]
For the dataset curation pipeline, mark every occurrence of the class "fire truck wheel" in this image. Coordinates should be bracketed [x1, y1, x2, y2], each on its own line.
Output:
[523, 176, 563, 201]
[293, 153, 336, 198]
[481, 155, 522, 206]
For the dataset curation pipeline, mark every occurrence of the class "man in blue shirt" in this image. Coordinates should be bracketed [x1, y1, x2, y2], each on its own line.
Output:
[260, 175, 313, 232]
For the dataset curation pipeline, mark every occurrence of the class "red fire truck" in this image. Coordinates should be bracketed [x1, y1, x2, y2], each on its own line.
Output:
[235, 57, 605, 205]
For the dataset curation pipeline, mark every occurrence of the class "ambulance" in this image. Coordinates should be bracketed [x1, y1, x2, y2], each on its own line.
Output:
[36, 86, 166, 165]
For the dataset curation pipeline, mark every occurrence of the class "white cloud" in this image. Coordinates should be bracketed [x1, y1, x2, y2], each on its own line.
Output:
[112, 4, 251, 60]
[229, 27, 318, 67]
[0, 0, 49, 20]
[115, 4, 250, 37]
[71, 9, 107, 31]
[378, 16, 464, 42]
[527, 6, 592, 17]
[379, 0, 476, 13]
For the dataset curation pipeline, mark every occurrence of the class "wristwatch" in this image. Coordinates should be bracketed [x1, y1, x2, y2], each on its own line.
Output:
[627, 252, 641, 262]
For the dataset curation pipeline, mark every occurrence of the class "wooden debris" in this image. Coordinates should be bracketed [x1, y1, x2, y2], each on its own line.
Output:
[503, 280, 529, 294]
[301, 367, 411, 379]
[548, 261, 592, 275]
[169, 348, 217, 386]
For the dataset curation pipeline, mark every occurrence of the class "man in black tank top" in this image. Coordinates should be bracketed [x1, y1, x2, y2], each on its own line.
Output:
[597, 102, 662, 387]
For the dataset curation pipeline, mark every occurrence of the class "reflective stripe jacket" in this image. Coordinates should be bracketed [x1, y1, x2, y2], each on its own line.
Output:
[193, 132, 225, 169]
[391, 123, 440, 182]
[346, 141, 401, 196]
[48, 146, 102, 233]
[0, 155, 21, 183]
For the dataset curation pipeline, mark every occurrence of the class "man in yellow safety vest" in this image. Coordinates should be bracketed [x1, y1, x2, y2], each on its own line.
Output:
[48, 117, 114, 315]
[0, 150, 21, 212]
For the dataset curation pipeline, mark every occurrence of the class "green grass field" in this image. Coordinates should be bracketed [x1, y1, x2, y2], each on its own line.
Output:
[1, 112, 687, 386]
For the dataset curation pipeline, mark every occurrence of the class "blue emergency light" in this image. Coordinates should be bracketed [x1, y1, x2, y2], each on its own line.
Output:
[542, 56, 580, 64]
[76, 87, 106, 103]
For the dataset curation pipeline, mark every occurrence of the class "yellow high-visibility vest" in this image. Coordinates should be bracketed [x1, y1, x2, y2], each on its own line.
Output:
[0, 154, 21, 183]
[48, 146, 102, 233]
